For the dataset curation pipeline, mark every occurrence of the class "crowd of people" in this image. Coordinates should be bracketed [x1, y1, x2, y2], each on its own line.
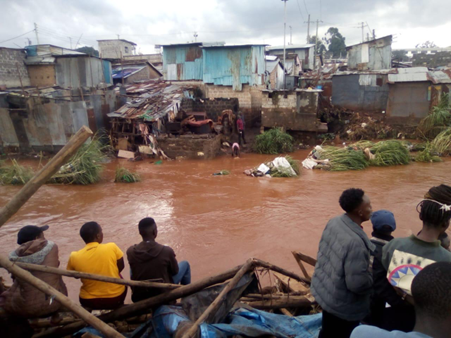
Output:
[312, 184, 451, 338]
[0, 184, 450, 338]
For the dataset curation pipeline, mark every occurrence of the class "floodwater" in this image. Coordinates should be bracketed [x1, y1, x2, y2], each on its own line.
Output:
[0, 151, 450, 301]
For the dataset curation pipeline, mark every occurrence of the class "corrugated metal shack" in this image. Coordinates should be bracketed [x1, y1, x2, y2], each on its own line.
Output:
[332, 70, 395, 112]
[0, 87, 116, 153]
[202, 44, 266, 91]
[387, 67, 451, 118]
[265, 55, 284, 90]
[266, 44, 315, 71]
[24, 45, 112, 88]
[162, 43, 205, 81]
[112, 60, 162, 85]
[347, 35, 392, 71]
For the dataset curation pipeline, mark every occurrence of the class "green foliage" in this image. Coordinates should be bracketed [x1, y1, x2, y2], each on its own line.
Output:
[255, 128, 294, 154]
[0, 159, 35, 185]
[115, 167, 141, 183]
[415, 143, 442, 163]
[319, 146, 369, 171]
[370, 140, 411, 166]
[418, 93, 451, 138]
[50, 137, 107, 185]
[325, 27, 346, 58]
[431, 128, 451, 155]
[308, 35, 327, 54]
[75, 46, 99, 57]
[392, 50, 409, 62]
[350, 140, 375, 150]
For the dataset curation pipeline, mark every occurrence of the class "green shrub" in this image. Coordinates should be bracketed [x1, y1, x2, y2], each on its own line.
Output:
[255, 128, 294, 154]
[115, 167, 141, 183]
[0, 159, 35, 185]
[369, 140, 411, 166]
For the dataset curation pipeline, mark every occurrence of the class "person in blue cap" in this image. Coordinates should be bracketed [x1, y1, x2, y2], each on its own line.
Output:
[364, 210, 397, 327]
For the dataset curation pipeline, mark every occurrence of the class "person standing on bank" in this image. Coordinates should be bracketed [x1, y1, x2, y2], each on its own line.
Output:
[311, 188, 375, 338]
[67, 222, 126, 310]
[127, 217, 191, 303]
[236, 113, 246, 146]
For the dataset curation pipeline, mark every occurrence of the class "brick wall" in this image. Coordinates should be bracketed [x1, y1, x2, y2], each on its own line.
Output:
[157, 134, 221, 159]
[0, 48, 31, 88]
[182, 97, 239, 122]
[204, 84, 263, 127]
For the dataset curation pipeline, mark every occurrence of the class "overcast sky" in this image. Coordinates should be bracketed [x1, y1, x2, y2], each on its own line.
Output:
[1, 0, 450, 53]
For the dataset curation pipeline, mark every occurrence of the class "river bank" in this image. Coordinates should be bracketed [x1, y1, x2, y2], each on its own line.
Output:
[0, 151, 450, 302]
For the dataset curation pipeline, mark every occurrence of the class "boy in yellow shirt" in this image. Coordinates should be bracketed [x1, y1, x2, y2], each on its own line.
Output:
[67, 222, 126, 310]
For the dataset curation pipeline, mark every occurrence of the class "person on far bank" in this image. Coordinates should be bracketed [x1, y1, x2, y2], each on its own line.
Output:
[311, 188, 375, 338]
[364, 210, 397, 327]
[127, 217, 191, 303]
[377, 184, 451, 332]
[351, 262, 451, 338]
[237, 114, 246, 146]
[67, 222, 126, 310]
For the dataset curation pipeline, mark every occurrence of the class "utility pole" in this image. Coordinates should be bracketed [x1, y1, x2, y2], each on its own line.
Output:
[282, 0, 288, 90]
[305, 14, 311, 43]
[117, 34, 120, 40]
[358, 22, 367, 43]
[194, 32, 198, 42]
[373, 29, 376, 40]
[314, 19, 323, 68]
[69, 37, 72, 49]
[366, 33, 369, 42]
[34, 22, 40, 45]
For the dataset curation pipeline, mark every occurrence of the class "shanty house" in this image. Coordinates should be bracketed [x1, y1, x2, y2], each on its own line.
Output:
[266, 44, 315, 71]
[24, 45, 112, 88]
[112, 60, 162, 85]
[98, 39, 137, 60]
[265, 55, 284, 90]
[162, 43, 204, 81]
[347, 35, 392, 71]
[387, 67, 451, 118]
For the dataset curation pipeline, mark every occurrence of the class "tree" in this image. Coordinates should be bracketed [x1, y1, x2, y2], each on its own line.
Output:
[75, 46, 99, 57]
[392, 50, 409, 62]
[415, 41, 438, 49]
[325, 27, 346, 59]
[308, 36, 327, 55]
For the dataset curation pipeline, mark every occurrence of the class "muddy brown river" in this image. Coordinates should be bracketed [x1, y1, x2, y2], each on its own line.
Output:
[1, 150, 450, 301]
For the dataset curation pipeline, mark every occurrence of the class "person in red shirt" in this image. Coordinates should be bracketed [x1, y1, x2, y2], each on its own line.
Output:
[236, 113, 246, 146]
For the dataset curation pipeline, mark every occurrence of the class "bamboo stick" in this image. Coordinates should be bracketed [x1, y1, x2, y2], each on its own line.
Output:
[181, 259, 254, 338]
[253, 258, 311, 284]
[0, 126, 93, 227]
[0, 255, 124, 338]
[16, 262, 179, 289]
[35, 264, 245, 338]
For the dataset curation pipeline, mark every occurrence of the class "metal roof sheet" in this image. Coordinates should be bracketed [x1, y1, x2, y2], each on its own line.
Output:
[112, 66, 146, 79]
[266, 44, 314, 50]
[428, 70, 451, 84]
[387, 67, 430, 83]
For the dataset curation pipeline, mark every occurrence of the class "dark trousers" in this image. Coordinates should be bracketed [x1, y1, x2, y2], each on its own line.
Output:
[80, 288, 127, 310]
[319, 310, 359, 338]
[238, 130, 246, 145]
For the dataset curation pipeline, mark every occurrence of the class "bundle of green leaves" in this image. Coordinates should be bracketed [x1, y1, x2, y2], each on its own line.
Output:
[255, 128, 294, 154]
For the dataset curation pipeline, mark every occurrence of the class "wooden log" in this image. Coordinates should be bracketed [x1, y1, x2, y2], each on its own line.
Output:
[181, 259, 254, 338]
[291, 251, 317, 267]
[34, 264, 245, 338]
[245, 296, 311, 310]
[16, 262, 179, 290]
[252, 258, 311, 284]
[280, 308, 293, 317]
[0, 255, 124, 338]
[0, 126, 93, 227]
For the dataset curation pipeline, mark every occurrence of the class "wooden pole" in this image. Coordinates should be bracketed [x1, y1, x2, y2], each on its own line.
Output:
[244, 296, 311, 310]
[36, 264, 245, 338]
[0, 126, 93, 227]
[16, 262, 179, 290]
[0, 255, 124, 338]
[181, 259, 254, 338]
[253, 258, 311, 284]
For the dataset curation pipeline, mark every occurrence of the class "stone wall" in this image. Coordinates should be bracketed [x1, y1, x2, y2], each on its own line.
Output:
[157, 134, 221, 159]
[0, 48, 31, 88]
[181, 97, 239, 122]
[204, 84, 263, 127]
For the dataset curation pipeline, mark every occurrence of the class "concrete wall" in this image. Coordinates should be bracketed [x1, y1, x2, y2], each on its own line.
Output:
[204, 84, 263, 127]
[261, 90, 320, 131]
[28, 65, 56, 87]
[0, 48, 31, 88]
[181, 97, 239, 122]
[99, 40, 136, 59]
[332, 74, 389, 112]
[387, 82, 431, 118]
[157, 134, 221, 159]
[347, 36, 392, 70]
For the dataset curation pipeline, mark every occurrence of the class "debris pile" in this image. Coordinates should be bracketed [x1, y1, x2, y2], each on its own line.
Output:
[245, 156, 300, 177]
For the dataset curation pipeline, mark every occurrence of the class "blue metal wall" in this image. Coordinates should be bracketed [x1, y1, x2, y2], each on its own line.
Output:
[163, 45, 203, 81]
[203, 46, 265, 91]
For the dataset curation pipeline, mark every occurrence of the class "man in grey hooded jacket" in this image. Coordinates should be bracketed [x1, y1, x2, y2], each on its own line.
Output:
[311, 188, 375, 338]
